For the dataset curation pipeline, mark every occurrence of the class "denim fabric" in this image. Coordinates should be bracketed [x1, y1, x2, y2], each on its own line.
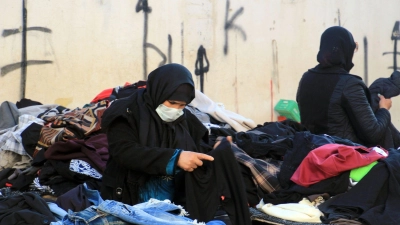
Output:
[50, 222, 63, 225]
[62, 185, 223, 225]
[47, 202, 67, 221]
[206, 221, 227, 225]
[83, 182, 103, 206]
[98, 199, 206, 225]
[134, 197, 189, 215]
[62, 206, 129, 225]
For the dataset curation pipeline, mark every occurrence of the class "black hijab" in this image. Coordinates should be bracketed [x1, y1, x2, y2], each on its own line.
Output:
[143, 63, 195, 109]
[314, 26, 357, 72]
[102, 63, 203, 151]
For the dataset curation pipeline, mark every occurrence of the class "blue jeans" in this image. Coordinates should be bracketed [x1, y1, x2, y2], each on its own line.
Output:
[98, 199, 204, 225]
[59, 183, 224, 225]
[47, 202, 67, 221]
[62, 205, 129, 225]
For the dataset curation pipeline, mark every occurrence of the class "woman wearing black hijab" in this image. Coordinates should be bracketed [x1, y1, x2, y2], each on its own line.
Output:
[100, 63, 214, 205]
[296, 26, 393, 147]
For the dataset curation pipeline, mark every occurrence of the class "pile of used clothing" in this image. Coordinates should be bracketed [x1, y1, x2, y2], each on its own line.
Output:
[1, 78, 400, 225]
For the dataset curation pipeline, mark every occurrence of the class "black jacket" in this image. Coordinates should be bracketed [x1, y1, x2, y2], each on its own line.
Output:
[296, 26, 392, 147]
[297, 68, 391, 147]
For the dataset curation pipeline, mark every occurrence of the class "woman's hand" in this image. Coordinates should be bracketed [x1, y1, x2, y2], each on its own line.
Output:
[213, 136, 233, 149]
[379, 94, 392, 110]
[177, 151, 214, 172]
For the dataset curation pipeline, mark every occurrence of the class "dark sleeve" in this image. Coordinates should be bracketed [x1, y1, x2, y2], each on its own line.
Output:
[342, 79, 391, 144]
[106, 117, 176, 175]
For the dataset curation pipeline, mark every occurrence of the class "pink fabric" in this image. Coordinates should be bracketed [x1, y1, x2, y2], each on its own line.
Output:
[290, 144, 388, 187]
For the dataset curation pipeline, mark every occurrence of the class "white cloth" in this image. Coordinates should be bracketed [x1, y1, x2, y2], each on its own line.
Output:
[189, 90, 257, 132]
[0, 114, 44, 155]
[19, 104, 59, 117]
[257, 199, 323, 223]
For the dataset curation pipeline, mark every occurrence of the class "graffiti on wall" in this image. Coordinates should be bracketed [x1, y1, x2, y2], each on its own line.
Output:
[136, 0, 172, 80]
[383, 21, 400, 72]
[224, 0, 246, 55]
[194, 45, 209, 93]
[363, 37, 369, 85]
[1, 0, 53, 99]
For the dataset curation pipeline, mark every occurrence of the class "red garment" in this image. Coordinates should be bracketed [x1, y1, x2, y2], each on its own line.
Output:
[290, 144, 388, 187]
[90, 82, 133, 104]
[90, 88, 113, 104]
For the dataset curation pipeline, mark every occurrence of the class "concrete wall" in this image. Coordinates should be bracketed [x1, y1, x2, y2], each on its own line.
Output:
[1, 0, 400, 127]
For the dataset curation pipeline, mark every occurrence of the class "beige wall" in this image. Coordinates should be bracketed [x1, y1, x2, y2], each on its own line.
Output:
[1, 0, 400, 127]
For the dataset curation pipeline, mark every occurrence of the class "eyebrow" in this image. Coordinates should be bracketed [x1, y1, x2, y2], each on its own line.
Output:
[168, 100, 186, 105]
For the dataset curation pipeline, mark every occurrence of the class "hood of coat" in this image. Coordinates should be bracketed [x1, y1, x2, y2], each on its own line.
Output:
[143, 63, 195, 110]
[314, 26, 357, 72]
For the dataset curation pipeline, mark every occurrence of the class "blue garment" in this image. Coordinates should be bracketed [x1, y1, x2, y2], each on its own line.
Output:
[82, 182, 104, 206]
[60, 183, 225, 225]
[47, 202, 67, 221]
[62, 205, 129, 225]
[139, 149, 182, 202]
[98, 199, 204, 225]
[166, 149, 182, 175]
[206, 221, 227, 225]
[138, 175, 175, 202]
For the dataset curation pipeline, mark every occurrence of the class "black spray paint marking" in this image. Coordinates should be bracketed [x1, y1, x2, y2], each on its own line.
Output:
[337, 9, 341, 26]
[144, 43, 167, 67]
[223, 0, 246, 55]
[1, 1, 53, 98]
[2, 27, 51, 37]
[21, 0, 27, 99]
[1, 60, 53, 77]
[168, 34, 172, 64]
[383, 21, 400, 72]
[136, 0, 171, 78]
[136, 0, 151, 79]
[181, 22, 184, 64]
[363, 37, 368, 86]
[194, 45, 209, 93]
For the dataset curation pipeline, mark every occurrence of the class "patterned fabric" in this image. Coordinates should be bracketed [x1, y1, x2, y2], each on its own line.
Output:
[39, 100, 108, 138]
[29, 177, 55, 196]
[69, 159, 102, 179]
[232, 144, 282, 194]
[0, 115, 44, 155]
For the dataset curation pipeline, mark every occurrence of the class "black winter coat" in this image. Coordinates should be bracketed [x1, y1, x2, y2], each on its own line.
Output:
[297, 68, 391, 147]
[296, 26, 392, 148]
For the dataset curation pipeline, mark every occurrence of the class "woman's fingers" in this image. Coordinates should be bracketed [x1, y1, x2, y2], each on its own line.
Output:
[177, 151, 214, 172]
[197, 153, 214, 161]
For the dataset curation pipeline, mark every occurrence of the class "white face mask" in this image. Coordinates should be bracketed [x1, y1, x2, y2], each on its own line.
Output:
[155, 104, 184, 122]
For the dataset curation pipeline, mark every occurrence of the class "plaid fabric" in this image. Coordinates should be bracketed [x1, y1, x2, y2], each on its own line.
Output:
[0, 115, 44, 156]
[232, 144, 282, 194]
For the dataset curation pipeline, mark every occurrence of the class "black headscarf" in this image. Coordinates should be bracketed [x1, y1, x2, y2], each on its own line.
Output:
[143, 63, 195, 109]
[315, 26, 357, 72]
[102, 63, 202, 151]
[140, 63, 197, 149]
